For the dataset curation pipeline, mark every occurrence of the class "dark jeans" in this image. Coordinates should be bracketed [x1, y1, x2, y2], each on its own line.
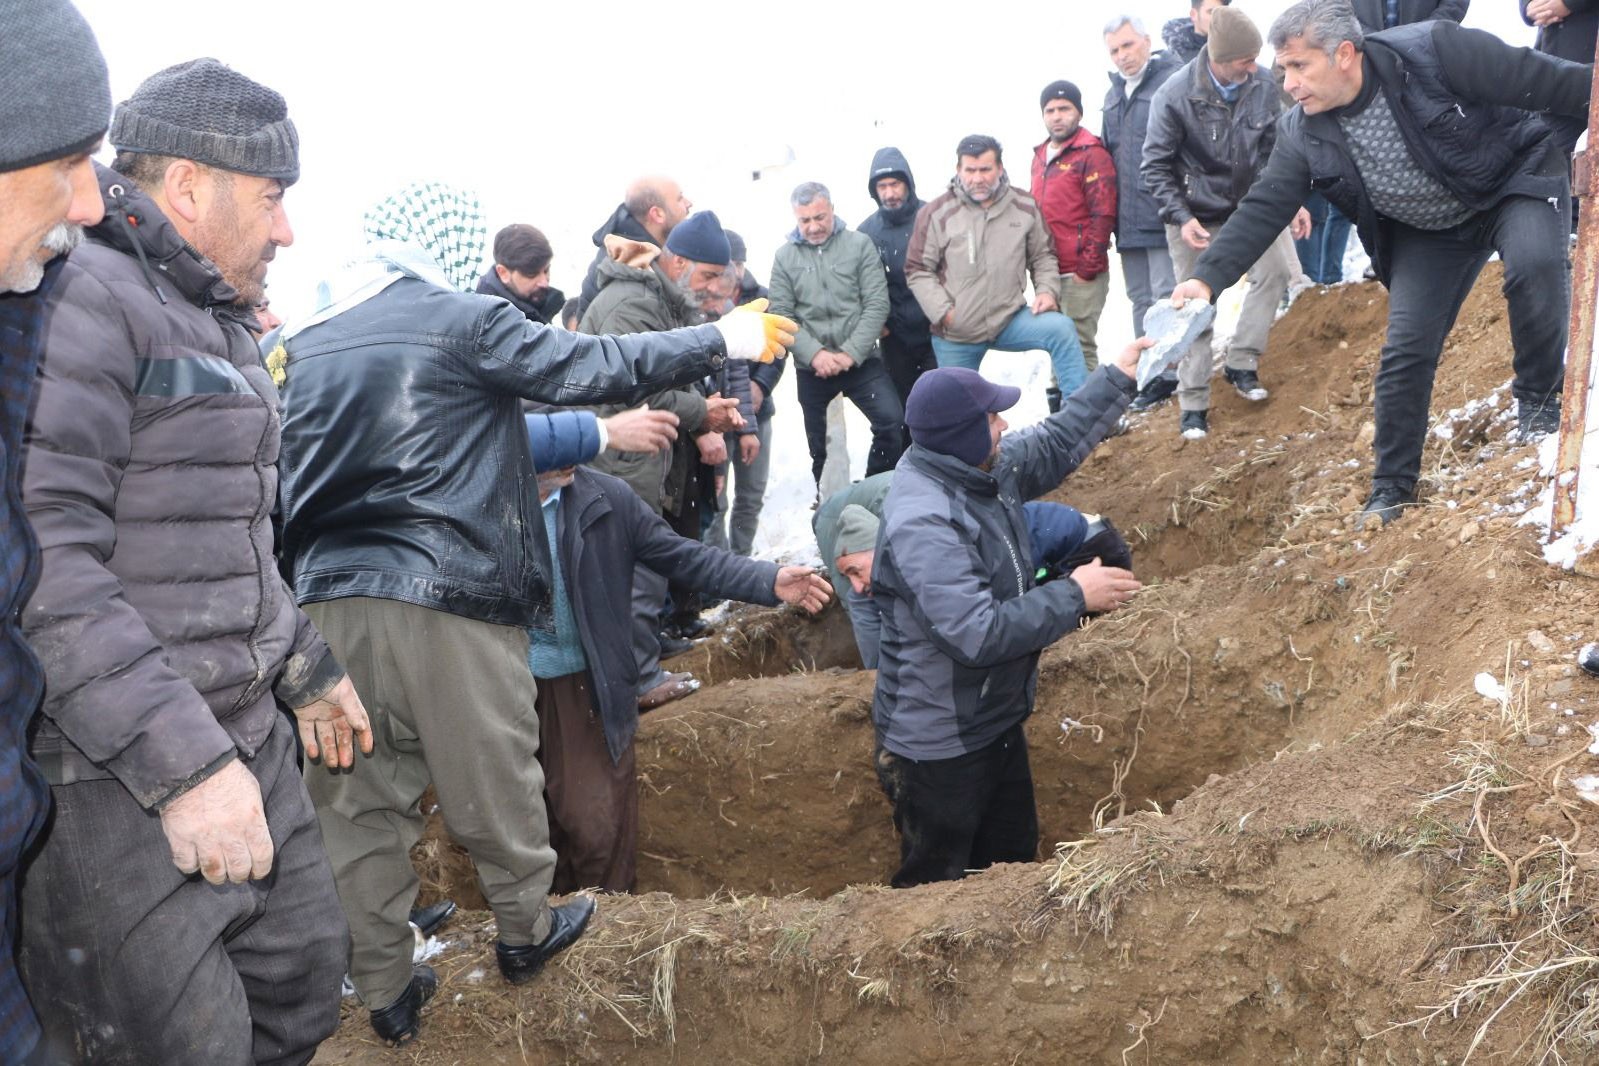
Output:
[879, 333, 938, 450]
[19, 715, 348, 1066]
[1293, 191, 1351, 285]
[1374, 185, 1569, 492]
[796, 358, 905, 485]
[873, 722, 1039, 888]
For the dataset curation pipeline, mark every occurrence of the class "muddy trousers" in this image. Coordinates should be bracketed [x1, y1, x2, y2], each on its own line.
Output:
[303, 597, 555, 1011]
[534, 671, 638, 894]
[1373, 190, 1570, 493]
[874, 722, 1038, 888]
[18, 715, 347, 1066]
[1166, 224, 1297, 413]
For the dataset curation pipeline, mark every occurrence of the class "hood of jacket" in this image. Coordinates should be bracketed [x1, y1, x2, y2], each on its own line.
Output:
[91, 162, 243, 315]
[867, 146, 922, 227]
[590, 202, 655, 250]
[591, 235, 692, 318]
[784, 214, 847, 246]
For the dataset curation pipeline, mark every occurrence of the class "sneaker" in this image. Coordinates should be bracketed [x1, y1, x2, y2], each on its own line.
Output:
[1179, 409, 1208, 440]
[1224, 367, 1269, 401]
[1355, 483, 1417, 530]
[1128, 375, 1177, 412]
[1579, 643, 1599, 678]
[1515, 397, 1561, 444]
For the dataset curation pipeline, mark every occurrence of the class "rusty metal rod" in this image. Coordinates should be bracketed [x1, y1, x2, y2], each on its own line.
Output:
[1550, 40, 1599, 542]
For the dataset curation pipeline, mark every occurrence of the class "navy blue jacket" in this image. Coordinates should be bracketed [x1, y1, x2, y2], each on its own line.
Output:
[1102, 50, 1184, 250]
[525, 411, 602, 472]
[859, 147, 932, 348]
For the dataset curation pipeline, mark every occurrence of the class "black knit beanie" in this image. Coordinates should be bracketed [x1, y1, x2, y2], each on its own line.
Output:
[1039, 80, 1083, 114]
[0, 0, 111, 173]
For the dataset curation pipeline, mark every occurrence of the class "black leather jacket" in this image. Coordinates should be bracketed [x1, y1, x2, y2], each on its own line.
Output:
[1141, 51, 1284, 226]
[278, 274, 727, 628]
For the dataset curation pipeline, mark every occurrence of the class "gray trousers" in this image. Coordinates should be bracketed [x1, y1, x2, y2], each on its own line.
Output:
[304, 597, 554, 1010]
[704, 414, 773, 556]
[1119, 244, 1177, 340]
[19, 714, 347, 1066]
[1167, 224, 1297, 412]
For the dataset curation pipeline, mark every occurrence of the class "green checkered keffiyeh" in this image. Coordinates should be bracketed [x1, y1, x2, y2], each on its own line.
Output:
[362, 181, 487, 292]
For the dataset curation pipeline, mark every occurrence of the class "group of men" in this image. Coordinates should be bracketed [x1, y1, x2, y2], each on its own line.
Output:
[1, 0, 1596, 1062]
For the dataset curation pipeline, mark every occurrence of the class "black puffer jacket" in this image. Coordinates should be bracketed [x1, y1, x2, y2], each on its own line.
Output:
[1192, 22, 1590, 293]
[858, 147, 931, 346]
[1142, 50, 1285, 226]
[23, 165, 341, 808]
[278, 267, 728, 630]
[1103, 50, 1184, 250]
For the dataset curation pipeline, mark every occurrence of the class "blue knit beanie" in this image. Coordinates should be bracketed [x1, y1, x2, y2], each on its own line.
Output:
[905, 367, 1020, 468]
[665, 210, 731, 266]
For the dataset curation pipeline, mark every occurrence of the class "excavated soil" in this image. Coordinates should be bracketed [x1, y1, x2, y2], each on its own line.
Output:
[323, 266, 1599, 1064]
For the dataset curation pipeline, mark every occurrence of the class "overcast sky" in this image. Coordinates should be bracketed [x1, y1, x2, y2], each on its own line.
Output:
[73, 0, 1536, 320]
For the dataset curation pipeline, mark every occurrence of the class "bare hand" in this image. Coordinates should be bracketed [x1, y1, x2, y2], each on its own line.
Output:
[749, 382, 765, 411]
[1032, 292, 1060, 315]
[1529, 0, 1571, 23]
[159, 759, 273, 884]
[696, 431, 728, 466]
[604, 407, 679, 453]
[775, 566, 832, 614]
[739, 433, 761, 465]
[715, 473, 726, 496]
[1170, 278, 1213, 307]
[1070, 558, 1142, 613]
[940, 309, 955, 331]
[702, 393, 745, 434]
[1290, 207, 1313, 241]
[1180, 218, 1211, 251]
[293, 673, 373, 769]
[1114, 337, 1155, 379]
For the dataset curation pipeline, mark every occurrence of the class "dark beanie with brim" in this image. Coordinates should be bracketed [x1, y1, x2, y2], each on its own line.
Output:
[0, 0, 111, 173]
[110, 58, 300, 185]
[905, 367, 1020, 468]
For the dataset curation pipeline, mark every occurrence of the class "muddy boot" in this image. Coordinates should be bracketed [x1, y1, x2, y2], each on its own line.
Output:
[370, 964, 438, 1046]
[1355, 483, 1417, 530]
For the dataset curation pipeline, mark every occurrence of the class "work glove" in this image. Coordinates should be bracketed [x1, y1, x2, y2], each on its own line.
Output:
[159, 758, 274, 885]
[711, 297, 796, 363]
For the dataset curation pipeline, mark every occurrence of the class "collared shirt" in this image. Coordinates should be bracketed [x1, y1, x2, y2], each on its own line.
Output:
[526, 488, 589, 679]
[1208, 65, 1243, 103]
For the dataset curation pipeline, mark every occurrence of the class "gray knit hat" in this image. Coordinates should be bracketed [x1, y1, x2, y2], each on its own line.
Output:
[110, 58, 300, 185]
[0, 0, 111, 173]
[834, 505, 881, 559]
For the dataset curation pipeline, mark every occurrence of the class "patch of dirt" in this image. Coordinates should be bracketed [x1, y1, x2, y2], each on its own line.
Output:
[323, 265, 1599, 1063]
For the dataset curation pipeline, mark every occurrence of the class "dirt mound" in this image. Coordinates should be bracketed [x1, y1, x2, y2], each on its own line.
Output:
[324, 266, 1599, 1064]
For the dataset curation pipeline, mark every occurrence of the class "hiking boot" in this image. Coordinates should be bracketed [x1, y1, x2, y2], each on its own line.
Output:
[496, 897, 597, 986]
[370, 964, 438, 1046]
[1355, 484, 1417, 530]
[1046, 385, 1063, 414]
[1224, 367, 1269, 401]
[1128, 375, 1177, 412]
[1515, 397, 1561, 444]
[1179, 409, 1209, 440]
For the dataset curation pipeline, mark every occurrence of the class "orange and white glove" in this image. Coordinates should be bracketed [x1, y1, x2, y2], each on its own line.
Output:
[712, 297, 796, 363]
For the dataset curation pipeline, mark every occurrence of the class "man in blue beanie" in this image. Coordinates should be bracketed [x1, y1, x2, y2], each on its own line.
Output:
[870, 339, 1147, 887]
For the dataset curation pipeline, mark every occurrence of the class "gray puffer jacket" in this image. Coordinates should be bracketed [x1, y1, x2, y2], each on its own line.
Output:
[23, 165, 341, 809]
[871, 366, 1134, 760]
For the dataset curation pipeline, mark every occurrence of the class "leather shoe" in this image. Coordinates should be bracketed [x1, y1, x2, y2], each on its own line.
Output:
[658, 631, 693, 658]
[1355, 483, 1417, 530]
[409, 898, 457, 937]
[369, 964, 438, 1046]
[671, 616, 713, 640]
[496, 896, 597, 985]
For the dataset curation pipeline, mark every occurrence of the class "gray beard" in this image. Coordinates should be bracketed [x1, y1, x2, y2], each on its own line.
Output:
[0, 222, 83, 295]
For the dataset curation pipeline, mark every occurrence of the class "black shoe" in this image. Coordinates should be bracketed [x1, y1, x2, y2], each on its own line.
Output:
[409, 899, 457, 938]
[496, 897, 597, 986]
[1128, 375, 1177, 412]
[1224, 367, 1269, 401]
[672, 616, 712, 640]
[1179, 409, 1208, 440]
[1516, 397, 1561, 443]
[1355, 484, 1417, 530]
[1046, 385, 1063, 414]
[1580, 643, 1599, 678]
[370, 964, 438, 1046]
[658, 631, 693, 658]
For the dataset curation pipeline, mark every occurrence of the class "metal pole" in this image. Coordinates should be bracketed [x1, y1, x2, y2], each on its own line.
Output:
[1550, 46, 1599, 541]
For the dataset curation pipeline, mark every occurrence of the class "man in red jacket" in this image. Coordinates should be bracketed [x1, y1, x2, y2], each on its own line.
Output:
[1031, 80, 1117, 411]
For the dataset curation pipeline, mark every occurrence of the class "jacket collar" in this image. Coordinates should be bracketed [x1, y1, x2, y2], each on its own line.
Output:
[949, 172, 1012, 211]
[91, 162, 241, 311]
[477, 268, 548, 322]
[903, 442, 999, 497]
[786, 214, 847, 246]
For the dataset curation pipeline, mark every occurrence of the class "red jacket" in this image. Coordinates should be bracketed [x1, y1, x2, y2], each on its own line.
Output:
[1030, 128, 1117, 281]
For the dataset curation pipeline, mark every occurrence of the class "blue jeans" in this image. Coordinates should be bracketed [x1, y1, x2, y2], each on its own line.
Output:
[930, 307, 1087, 396]
[1293, 191, 1352, 285]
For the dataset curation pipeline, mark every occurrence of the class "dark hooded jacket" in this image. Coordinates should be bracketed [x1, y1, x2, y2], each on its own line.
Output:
[1162, 16, 1206, 62]
[475, 268, 566, 326]
[578, 203, 656, 314]
[1103, 49, 1184, 249]
[858, 147, 932, 346]
[1191, 22, 1590, 293]
[23, 165, 343, 808]
[551, 467, 779, 762]
[871, 366, 1134, 760]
